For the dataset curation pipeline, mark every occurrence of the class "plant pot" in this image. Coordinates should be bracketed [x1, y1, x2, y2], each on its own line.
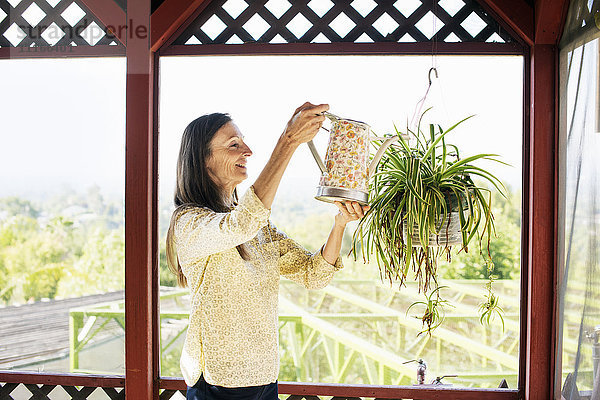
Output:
[401, 192, 467, 248]
[402, 210, 463, 247]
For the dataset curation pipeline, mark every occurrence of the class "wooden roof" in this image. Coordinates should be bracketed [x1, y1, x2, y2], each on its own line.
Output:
[0, 292, 124, 370]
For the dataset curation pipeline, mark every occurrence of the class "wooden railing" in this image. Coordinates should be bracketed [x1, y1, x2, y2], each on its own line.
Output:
[0, 372, 519, 399]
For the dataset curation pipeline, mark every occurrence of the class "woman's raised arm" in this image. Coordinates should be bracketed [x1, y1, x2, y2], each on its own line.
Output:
[252, 102, 328, 209]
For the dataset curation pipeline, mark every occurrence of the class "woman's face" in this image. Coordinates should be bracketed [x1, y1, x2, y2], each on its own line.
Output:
[206, 122, 253, 194]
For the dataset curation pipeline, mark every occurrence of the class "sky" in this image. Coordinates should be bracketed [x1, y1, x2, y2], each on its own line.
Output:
[0, 55, 523, 211]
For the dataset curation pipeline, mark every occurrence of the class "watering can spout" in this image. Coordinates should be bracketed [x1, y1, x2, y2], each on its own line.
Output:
[368, 135, 399, 179]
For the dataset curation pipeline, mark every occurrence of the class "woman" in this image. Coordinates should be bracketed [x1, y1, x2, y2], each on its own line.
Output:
[166, 102, 369, 400]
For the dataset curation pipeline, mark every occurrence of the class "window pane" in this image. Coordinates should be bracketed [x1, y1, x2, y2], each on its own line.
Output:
[0, 58, 126, 375]
[158, 55, 523, 388]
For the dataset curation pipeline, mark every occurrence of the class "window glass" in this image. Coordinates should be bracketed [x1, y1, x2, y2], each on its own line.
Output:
[0, 58, 126, 375]
[158, 55, 523, 388]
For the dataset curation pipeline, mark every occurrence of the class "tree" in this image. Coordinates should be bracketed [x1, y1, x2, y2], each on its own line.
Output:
[57, 226, 124, 297]
[0, 197, 39, 219]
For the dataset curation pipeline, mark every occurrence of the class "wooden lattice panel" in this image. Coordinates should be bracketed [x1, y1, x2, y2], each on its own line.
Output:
[159, 389, 187, 399]
[0, 382, 125, 399]
[173, 0, 517, 45]
[560, 0, 600, 46]
[0, 0, 122, 47]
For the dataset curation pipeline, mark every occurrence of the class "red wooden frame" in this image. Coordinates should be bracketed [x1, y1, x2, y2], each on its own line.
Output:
[478, 0, 534, 46]
[159, 377, 518, 399]
[150, 0, 209, 52]
[0, 371, 124, 387]
[534, 0, 570, 45]
[124, 0, 157, 399]
[0, 45, 124, 59]
[525, 43, 557, 400]
[0, 0, 572, 399]
[160, 42, 524, 56]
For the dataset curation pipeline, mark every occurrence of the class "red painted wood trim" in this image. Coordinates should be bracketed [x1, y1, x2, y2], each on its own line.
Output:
[552, 42, 560, 400]
[476, 0, 534, 46]
[77, 0, 126, 46]
[525, 44, 557, 400]
[159, 378, 518, 399]
[0, 45, 124, 59]
[0, 371, 124, 387]
[518, 45, 531, 399]
[151, 0, 210, 52]
[160, 42, 525, 56]
[152, 50, 161, 394]
[125, 0, 156, 399]
[534, 0, 571, 45]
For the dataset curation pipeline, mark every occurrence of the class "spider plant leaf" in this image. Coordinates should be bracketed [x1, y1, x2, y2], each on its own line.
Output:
[429, 124, 436, 169]
[442, 154, 502, 177]
[421, 116, 474, 160]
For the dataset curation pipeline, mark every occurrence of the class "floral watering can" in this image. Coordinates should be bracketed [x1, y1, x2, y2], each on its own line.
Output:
[307, 112, 400, 205]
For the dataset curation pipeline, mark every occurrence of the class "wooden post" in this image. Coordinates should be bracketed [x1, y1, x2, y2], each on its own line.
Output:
[125, 0, 158, 398]
[525, 43, 557, 400]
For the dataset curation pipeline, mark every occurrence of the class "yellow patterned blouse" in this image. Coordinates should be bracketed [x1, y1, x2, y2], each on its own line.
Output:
[174, 186, 343, 388]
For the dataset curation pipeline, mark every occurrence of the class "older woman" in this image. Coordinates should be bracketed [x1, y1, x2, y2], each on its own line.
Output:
[166, 103, 369, 400]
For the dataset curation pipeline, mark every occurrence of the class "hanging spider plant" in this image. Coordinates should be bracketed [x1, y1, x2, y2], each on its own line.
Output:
[352, 109, 507, 333]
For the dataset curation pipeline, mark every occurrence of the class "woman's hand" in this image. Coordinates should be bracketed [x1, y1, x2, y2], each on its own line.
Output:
[334, 201, 370, 227]
[281, 102, 329, 147]
[321, 200, 370, 265]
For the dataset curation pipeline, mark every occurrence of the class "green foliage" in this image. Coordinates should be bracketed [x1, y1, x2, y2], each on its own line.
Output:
[350, 110, 511, 333]
[406, 285, 453, 336]
[479, 276, 505, 331]
[0, 256, 13, 303]
[440, 188, 521, 280]
[0, 215, 74, 303]
[0, 188, 124, 305]
[353, 110, 507, 291]
[23, 264, 64, 301]
[0, 197, 39, 219]
[56, 227, 124, 297]
[160, 340, 184, 377]
[159, 240, 178, 287]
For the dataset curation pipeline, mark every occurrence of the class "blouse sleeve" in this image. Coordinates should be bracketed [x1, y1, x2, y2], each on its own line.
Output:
[174, 186, 271, 261]
[264, 221, 343, 290]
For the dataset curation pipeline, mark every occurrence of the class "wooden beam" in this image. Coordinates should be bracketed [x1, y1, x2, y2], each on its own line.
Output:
[534, 0, 570, 44]
[151, 50, 161, 400]
[525, 43, 557, 400]
[150, 0, 209, 52]
[0, 45, 124, 59]
[0, 371, 124, 387]
[125, 0, 157, 399]
[161, 42, 525, 56]
[477, 0, 534, 46]
[160, 378, 519, 399]
[77, 0, 126, 46]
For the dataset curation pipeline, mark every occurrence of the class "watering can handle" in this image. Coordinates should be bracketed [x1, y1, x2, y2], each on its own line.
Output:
[307, 140, 327, 174]
[369, 136, 399, 179]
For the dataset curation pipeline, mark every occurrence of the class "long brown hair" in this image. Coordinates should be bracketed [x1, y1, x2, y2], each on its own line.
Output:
[166, 113, 250, 287]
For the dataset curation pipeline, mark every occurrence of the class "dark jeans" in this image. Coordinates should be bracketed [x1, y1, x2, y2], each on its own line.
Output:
[186, 375, 278, 400]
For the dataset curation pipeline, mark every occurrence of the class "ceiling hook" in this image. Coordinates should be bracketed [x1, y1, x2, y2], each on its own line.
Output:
[428, 67, 438, 86]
